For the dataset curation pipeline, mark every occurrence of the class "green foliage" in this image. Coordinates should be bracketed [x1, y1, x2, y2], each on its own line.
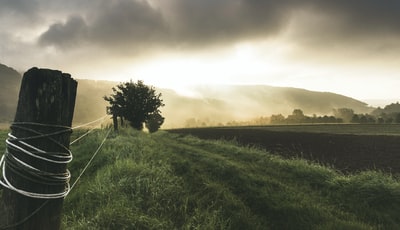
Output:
[145, 112, 164, 133]
[333, 108, 355, 123]
[44, 128, 400, 229]
[104, 80, 165, 130]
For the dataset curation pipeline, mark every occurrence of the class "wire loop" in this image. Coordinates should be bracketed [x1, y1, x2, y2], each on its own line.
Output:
[0, 116, 110, 229]
[0, 122, 72, 199]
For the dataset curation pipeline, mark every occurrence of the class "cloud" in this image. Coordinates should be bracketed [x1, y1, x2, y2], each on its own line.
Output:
[312, 1, 400, 36]
[89, 0, 168, 48]
[38, 15, 89, 48]
[38, 0, 168, 52]
[0, 0, 40, 16]
[35, 0, 400, 56]
[33, 0, 400, 49]
[37, 0, 300, 52]
[2, 0, 399, 71]
[159, 0, 294, 44]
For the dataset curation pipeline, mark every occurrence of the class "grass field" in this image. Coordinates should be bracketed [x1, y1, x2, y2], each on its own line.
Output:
[1, 127, 400, 229]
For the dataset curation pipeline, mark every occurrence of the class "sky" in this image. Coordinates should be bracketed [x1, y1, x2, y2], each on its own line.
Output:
[1, 0, 400, 105]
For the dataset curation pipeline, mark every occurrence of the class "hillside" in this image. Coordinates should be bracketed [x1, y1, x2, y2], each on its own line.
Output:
[188, 85, 373, 124]
[0, 64, 373, 127]
[70, 83, 374, 128]
[0, 64, 21, 121]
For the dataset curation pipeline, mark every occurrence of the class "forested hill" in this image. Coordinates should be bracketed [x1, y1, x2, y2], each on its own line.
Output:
[0, 64, 373, 127]
[0, 64, 21, 122]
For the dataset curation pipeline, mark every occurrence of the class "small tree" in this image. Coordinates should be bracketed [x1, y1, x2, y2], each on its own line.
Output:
[270, 114, 285, 124]
[333, 108, 354, 123]
[145, 112, 165, 133]
[287, 109, 305, 123]
[104, 80, 165, 130]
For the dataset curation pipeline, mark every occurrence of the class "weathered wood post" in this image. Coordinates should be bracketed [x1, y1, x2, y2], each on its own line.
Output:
[107, 106, 118, 132]
[0, 67, 77, 229]
[113, 114, 118, 132]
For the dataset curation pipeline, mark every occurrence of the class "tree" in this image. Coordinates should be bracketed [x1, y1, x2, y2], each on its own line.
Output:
[333, 108, 354, 123]
[145, 112, 165, 133]
[396, 113, 400, 123]
[104, 80, 165, 130]
[287, 109, 305, 123]
[270, 114, 285, 124]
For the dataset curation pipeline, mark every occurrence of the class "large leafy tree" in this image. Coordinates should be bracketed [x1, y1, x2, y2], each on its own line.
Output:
[104, 80, 165, 130]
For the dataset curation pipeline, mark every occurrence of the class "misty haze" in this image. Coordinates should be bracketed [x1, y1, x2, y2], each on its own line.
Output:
[1, 0, 400, 229]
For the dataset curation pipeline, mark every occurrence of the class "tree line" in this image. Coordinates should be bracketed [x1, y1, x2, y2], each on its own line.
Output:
[102, 80, 400, 130]
[184, 103, 400, 128]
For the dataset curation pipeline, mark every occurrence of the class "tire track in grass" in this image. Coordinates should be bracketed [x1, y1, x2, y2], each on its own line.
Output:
[156, 134, 369, 230]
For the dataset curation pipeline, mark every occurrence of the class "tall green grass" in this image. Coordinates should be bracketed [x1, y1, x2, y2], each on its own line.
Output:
[1, 128, 399, 229]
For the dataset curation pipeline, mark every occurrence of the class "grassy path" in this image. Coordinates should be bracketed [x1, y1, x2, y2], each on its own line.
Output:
[2, 129, 400, 229]
[157, 134, 373, 229]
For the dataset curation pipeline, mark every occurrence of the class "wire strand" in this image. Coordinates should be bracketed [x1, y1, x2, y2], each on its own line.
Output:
[72, 115, 109, 130]
[0, 200, 49, 230]
[70, 128, 112, 191]
[70, 127, 98, 146]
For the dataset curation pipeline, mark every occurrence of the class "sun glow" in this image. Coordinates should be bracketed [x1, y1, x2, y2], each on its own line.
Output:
[74, 39, 400, 101]
[126, 41, 294, 94]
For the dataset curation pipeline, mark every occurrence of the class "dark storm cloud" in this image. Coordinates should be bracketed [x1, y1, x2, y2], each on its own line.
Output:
[312, 1, 400, 34]
[293, 1, 400, 44]
[89, 0, 167, 46]
[0, 0, 42, 28]
[0, 0, 39, 15]
[37, 0, 298, 50]
[38, 0, 167, 51]
[35, 0, 400, 53]
[162, 0, 296, 44]
[39, 16, 88, 48]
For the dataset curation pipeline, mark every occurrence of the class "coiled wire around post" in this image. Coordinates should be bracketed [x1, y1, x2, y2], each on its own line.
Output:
[0, 122, 73, 199]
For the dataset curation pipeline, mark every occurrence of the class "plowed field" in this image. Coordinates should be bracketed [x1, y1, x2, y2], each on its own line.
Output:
[168, 125, 400, 174]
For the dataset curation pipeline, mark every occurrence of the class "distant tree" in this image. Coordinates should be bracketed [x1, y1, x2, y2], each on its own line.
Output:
[396, 113, 400, 123]
[351, 114, 360, 123]
[145, 112, 165, 133]
[292, 109, 304, 117]
[270, 114, 285, 124]
[104, 80, 165, 130]
[359, 115, 368, 123]
[333, 108, 354, 123]
[287, 109, 305, 123]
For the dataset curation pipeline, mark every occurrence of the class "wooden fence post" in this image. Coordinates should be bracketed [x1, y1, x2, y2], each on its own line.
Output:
[0, 67, 77, 229]
[113, 114, 118, 132]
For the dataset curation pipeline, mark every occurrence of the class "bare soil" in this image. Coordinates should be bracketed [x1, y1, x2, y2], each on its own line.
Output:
[168, 126, 400, 174]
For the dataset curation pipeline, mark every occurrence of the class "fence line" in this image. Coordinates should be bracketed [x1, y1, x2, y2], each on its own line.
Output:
[70, 126, 98, 146]
[72, 115, 109, 130]
[70, 115, 110, 145]
[70, 127, 112, 191]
